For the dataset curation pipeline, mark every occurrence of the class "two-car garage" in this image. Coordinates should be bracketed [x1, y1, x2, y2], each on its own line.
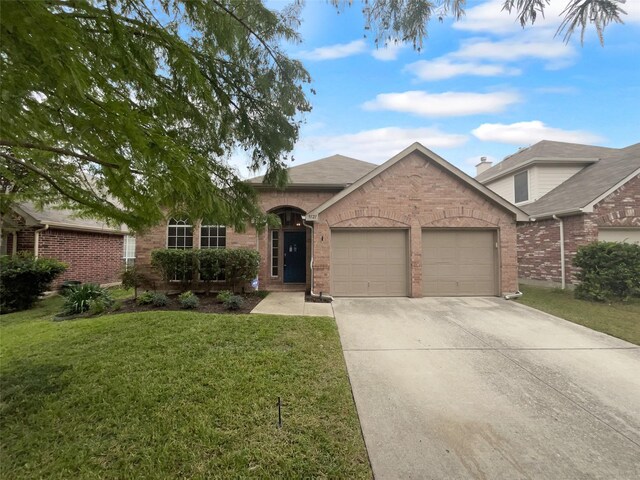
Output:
[330, 229, 498, 297]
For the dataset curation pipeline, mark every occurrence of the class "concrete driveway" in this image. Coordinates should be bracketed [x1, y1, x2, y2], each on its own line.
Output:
[333, 297, 640, 479]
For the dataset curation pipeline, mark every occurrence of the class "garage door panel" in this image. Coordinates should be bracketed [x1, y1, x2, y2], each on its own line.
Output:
[598, 228, 640, 244]
[423, 230, 497, 296]
[331, 230, 408, 296]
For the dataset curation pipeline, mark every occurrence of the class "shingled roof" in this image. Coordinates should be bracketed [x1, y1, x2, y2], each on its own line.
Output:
[523, 143, 640, 217]
[14, 202, 128, 234]
[247, 154, 377, 187]
[476, 140, 619, 183]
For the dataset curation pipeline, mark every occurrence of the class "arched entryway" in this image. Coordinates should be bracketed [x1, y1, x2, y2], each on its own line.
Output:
[269, 207, 307, 285]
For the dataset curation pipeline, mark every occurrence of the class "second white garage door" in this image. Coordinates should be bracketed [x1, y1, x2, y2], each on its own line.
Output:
[423, 230, 498, 296]
[331, 230, 408, 296]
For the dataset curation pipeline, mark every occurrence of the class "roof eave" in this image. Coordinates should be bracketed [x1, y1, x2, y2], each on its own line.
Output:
[479, 157, 600, 184]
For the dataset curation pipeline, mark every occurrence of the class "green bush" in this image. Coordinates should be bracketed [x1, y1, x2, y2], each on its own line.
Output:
[178, 290, 199, 309]
[224, 294, 245, 311]
[216, 290, 233, 303]
[137, 291, 169, 307]
[0, 254, 67, 313]
[151, 249, 196, 283]
[198, 249, 225, 282]
[573, 241, 640, 302]
[62, 284, 114, 316]
[224, 249, 260, 292]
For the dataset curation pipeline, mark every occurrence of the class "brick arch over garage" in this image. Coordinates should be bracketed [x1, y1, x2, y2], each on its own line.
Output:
[328, 207, 411, 228]
[593, 207, 640, 227]
[419, 207, 505, 228]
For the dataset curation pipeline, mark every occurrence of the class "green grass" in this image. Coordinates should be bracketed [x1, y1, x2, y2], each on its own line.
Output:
[517, 285, 640, 345]
[0, 295, 370, 479]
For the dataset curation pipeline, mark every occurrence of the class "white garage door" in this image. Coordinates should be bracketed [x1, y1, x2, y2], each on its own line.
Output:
[331, 230, 408, 296]
[598, 228, 640, 244]
[423, 230, 498, 296]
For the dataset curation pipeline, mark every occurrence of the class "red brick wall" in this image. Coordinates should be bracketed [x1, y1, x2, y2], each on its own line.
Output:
[37, 229, 124, 289]
[517, 174, 640, 285]
[314, 151, 519, 296]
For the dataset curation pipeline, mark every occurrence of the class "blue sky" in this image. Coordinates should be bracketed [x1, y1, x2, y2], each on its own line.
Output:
[237, 0, 640, 177]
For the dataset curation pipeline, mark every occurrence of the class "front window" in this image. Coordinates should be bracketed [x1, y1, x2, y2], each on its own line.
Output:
[271, 230, 279, 277]
[201, 223, 226, 281]
[200, 224, 226, 249]
[167, 218, 193, 249]
[167, 218, 193, 280]
[514, 170, 529, 203]
[123, 235, 136, 270]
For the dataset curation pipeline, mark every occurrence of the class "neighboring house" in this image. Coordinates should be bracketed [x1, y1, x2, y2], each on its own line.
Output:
[476, 140, 640, 287]
[135, 143, 527, 297]
[1, 203, 132, 288]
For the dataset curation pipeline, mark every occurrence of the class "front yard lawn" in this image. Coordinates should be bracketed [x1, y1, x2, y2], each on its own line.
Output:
[0, 297, 370, 479]
[517, 285, 640, 346]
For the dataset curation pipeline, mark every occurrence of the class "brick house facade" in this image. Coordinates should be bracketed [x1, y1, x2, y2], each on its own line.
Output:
[477, 141, 640, 288]
[517, 174, 640, 285]
[2, 205, 128, 289]
[135, 143, 526, 297]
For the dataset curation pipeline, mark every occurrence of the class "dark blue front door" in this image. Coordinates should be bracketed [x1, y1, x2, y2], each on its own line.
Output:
[283, 231, 306, 283]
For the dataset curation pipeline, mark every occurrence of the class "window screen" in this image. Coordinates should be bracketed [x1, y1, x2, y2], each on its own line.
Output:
[514, 171, 529, 203]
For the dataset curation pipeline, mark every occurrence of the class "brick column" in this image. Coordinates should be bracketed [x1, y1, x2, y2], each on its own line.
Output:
[410, 221, 422, 297]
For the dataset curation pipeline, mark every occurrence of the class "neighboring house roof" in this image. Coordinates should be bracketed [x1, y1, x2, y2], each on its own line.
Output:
[307, 143, 529, 221]
[523, 143, 640, 218]
[247, 154, 377, 188]
[475, 140, 619, 183]
[13, 203, 128, 234]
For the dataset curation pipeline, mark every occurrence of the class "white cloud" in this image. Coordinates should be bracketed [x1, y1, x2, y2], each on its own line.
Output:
[299, 127, 468, 162]
[452, 36, 576, 63]
[371, 41, 407, 61]
[472, 120, 604, 145]
[362, 90, 521, 117]
[297, 39, 367, 61]
[454, 0, 566, 34]
[405, 58, 520, 81]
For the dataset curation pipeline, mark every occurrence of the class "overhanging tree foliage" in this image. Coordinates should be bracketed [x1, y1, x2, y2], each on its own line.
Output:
[1, 0, 311, 231]
[0, 0, 628, 232]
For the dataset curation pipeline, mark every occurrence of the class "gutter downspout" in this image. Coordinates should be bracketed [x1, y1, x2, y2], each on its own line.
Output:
[302, 217, 334, 302]
[34, 224, 50, 258]
[552, 215, 566, 290]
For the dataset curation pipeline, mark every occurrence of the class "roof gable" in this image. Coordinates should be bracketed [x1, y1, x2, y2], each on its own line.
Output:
[247, 154, 377, 187]
[476, 140, 619, 183]
[522, 142, 640, 218]
[307, 143, 528, 221]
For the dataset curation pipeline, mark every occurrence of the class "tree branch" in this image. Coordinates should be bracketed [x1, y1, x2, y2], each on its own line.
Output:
[0, 139, 120, 169]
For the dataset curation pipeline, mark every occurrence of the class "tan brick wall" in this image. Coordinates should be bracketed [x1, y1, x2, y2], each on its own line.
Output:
[134, 190, 335, 290]
[314, 151, 519, 296]
[517, 174, 640, 285]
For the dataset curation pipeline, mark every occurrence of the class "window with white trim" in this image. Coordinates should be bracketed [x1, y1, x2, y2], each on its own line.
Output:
[167, 218, 193, 281]
[514, 170, 529, 204]
[200, 223, 226, 281]
[123, 235, 136, 270]
[167, 218, 193, 249]
[271, 230, 279, 277]
[200, 224, 226, 249]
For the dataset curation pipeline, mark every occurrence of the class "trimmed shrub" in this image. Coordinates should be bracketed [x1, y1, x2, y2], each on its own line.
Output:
[0, 254, 67, 313]
[198, 249, 225, 282]
[179, 290, 199, 309]
[224, 249, 260, 292]
[62, 284, 114, 316]
[216, 290, 233, 303]
[121, 266, 148, 300]
[151, 249, 197, 283]
[224, 294, 244, 311]
[137, 291, 169, 307]
[573, 241, 640, 302]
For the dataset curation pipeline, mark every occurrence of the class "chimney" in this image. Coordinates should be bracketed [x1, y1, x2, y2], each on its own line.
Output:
[476, 156, 493, 176]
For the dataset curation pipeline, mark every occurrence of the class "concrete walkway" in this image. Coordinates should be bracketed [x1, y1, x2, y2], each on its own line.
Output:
[251, 292, 334, 317]
[334, 297, 640, 479]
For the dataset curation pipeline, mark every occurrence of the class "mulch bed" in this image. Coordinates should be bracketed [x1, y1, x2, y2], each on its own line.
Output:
[116, 292, 263, 315]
